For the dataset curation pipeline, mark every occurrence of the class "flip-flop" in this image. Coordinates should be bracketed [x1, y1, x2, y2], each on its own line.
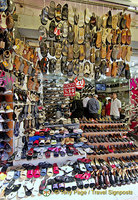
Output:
[53, 163, 59, 174]
[33, 166, 40, 178]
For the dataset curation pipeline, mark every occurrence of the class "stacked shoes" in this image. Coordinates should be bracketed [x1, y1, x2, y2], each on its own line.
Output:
[1, 155, 138, 198]
[38, 1, 132, 80]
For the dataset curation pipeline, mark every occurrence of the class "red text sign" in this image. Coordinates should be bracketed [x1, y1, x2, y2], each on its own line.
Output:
[63, 82, 76, 96]
[74, 77, 85, 89]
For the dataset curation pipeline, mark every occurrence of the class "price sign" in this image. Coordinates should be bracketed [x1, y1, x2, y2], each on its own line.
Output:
[74, 77, 85, 89]
[63, 82, 76, 96]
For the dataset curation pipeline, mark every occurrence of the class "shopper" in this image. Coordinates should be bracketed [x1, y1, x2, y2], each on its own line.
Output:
[105, 99, 111, 116]
[87, 94, 100, 119]
[94, 94, 102, 118]
[110, 93, 121, 120]
[70, 92, 83, 119]
[83, 94, 91, 118]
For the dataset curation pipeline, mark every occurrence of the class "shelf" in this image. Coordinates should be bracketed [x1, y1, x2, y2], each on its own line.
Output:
[87, 151, 138, 161]
[82, 131, 128, 136]
[13, 152, 86, 166]
[80, 123, 125, 126]
[87, 141, 133, 147]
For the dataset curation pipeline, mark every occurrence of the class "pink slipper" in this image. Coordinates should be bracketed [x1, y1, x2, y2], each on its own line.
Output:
[34, 166, 40, 178]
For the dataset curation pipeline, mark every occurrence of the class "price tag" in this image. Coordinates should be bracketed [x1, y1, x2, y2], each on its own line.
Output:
[63, 82, 76, 96]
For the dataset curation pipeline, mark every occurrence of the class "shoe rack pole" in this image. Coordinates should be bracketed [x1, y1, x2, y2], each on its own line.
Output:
[63, 0, 138, 13]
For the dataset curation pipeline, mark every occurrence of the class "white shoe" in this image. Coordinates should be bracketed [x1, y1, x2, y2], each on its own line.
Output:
[4, 90, 12, 94]
[0, 105, 5, 113]
[0, 115, 4, 122]
[0, 123, 3, 131]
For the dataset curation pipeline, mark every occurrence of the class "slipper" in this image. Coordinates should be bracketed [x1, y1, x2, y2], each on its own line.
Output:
[76, 180, 83, 189]
[53, 163, 59, 174]
[85, 163, 93, 171]
[6, 171, 14, 181]
[45, 151, 51, 158]
[33, 140, 39, 147]
[34, 166, 40, 178]
[40, 167, 47, 176]
[79, 45, 85, 61]
[32, 179, 41, 196]
[68, 7, 74, 25]
[62, 20, 68, 38]
[47, 167, 53, 177]
[20, 170, 27, 180]
[17, 183, 25, 198]
[13, 171, 20, 180]
[78, 162, 87, 172]
[27, 169, 34, 179]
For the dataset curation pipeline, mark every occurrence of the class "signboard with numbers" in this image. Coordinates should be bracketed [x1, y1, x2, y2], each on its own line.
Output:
[74, 77, 85, 89]
[63, 82, 76, 96]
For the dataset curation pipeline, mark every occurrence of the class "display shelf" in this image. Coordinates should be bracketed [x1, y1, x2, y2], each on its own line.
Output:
[82, 131, 128, 136]
[87, 151, 138, 161]
[80, 123, 125, 127]
[13, 152, 86, 166]
[87, 141, 133, 147]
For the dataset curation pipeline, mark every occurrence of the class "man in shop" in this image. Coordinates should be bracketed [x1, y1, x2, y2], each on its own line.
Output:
[110, 93, 121, 120]
[83, 94, 91, 118]
[87, 94, 100, 119]
[94, 94, 102, 118]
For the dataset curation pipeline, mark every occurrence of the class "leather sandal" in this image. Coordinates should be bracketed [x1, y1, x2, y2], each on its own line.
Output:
[68, 44, 73, 61]
[107, 11, 112, 28]
[116, 29, 121, 44]
[112, 15, 118, 29]
[78, 26, 84, 44]
[112, 29, 117, 44]
[106, 28, 113, 44]
[117, 44, 122, 59]
[100, 60, 106, 75]
[95, 50, 101, 66]
[73, 42, 79, 59]
[84, 62, 91, 77]
[62, 39, 68, 57]
[101, 44, 106, 59]
[68, 23, 74, 43]
[96, 16, 102, 31]
[111, 62, 118, 77]
[90, 13, 96, 29]
[106, 45, 113, 61]
[55, 42, 62, 59]
[121, 46, 127, 60]
[111, 45, 119, 60]
[48, 1, 55, 19]
[49, 40, 55, 56]
[126, 46, 132, 62]
[126, 14, 131, 29]
[121, 29, 127, 44]
[102, 13, 108, 28]
[102, 28, 108, 44]
[62, 20, 68, 38]
[126, 29, 131, 45]
[79, 45, 85, 61]
[49, 20, 55, 38]
[62, 4, 68, 20]
[90, 47, 95, 63]
[96, 31, 102, 48]
[55, 4, 61, 22]
[85, 42, 90, 60]
[106, 61, 111, 76]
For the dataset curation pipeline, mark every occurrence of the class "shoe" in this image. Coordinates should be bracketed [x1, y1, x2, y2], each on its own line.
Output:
[5, 105, 13, 113]
[0, 123, 3, 131]
[0, 105, 5, 113]
[4, 90, 12, 94]
[0, 115, 4, 122]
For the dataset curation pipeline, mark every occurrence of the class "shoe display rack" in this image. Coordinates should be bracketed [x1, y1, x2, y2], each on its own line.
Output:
[43, 76, 70, 120]
[80, 120, 138, 160]
[0, 90, 14, 163]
